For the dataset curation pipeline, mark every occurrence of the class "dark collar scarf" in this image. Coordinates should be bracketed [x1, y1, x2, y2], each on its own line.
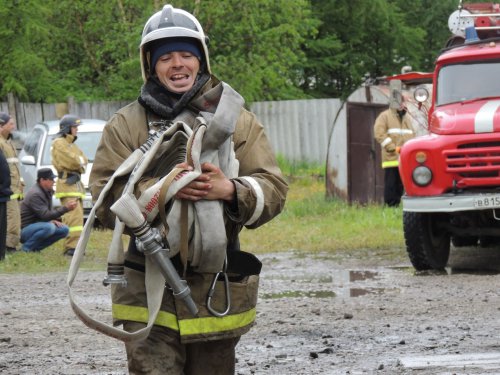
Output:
[138, 74, 211, 120]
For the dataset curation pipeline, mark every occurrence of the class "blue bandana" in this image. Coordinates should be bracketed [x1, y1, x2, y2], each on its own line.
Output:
[150, 38, 202, 70]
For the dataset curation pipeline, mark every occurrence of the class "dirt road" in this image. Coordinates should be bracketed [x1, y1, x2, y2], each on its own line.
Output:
[2, 247, 500, 374]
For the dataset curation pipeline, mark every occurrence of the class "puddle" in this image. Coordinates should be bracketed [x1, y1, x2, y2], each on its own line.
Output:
[262, 268, 401, 300]
[349, 287, 387, 298]
[349, 270, 378, 282]
[261, 290, 336, 299]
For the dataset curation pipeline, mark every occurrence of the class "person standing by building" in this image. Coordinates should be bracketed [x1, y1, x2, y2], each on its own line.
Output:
[20, 168, 77, 252]
[89, 4, 288, 374]
[0, 112, 23, 253]
[0, 150, 12, 260]
[374, 81, 415, 206]
[51, 115, 88, 256]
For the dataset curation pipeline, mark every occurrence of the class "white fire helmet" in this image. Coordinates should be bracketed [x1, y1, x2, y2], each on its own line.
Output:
[140, 4, 211, 81]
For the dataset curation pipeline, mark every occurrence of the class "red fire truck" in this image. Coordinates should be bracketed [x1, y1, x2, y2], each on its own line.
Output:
[400, 2, 500, 270]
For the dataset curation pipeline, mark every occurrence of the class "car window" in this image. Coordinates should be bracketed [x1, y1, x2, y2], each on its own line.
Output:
[76, 132, 103, 163]
[23, 128, 44, 158]
[42, 131, 103, 165]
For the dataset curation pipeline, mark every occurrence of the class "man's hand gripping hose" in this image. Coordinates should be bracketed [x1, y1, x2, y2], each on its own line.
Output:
[110, 193, 198, 316]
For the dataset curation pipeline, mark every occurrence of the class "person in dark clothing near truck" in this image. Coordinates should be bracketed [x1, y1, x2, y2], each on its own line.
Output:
[0, 150, 12, 260]
[20, 168, 77, 252]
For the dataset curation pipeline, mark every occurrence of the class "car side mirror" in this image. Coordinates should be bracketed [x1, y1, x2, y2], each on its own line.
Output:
[21, 155, 36, 165]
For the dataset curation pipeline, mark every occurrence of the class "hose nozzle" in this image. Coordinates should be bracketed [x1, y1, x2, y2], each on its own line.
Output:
[103, 263, 128, 287]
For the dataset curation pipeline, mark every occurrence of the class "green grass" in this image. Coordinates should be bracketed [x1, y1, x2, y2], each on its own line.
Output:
[276, 154, 325, 178]
[240, 177, 404, 254]
[0, 175, 406, 274]
[0, 229, 117, 274]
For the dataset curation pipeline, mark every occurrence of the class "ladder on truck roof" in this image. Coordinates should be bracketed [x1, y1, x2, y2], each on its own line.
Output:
[449, 1, 500, 42]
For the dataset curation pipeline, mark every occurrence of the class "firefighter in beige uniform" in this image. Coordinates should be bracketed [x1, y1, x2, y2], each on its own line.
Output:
[374, 86, 414, 206]
[90, 4, 288, 375]
[0, 112, 23, 253]
[51, 115, 88, 256]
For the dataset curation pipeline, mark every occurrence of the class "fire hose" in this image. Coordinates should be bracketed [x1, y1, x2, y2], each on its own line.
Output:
[67, 121, 201, 341]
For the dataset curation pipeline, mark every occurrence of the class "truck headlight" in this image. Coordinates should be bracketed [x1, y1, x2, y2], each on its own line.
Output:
[412, 166, 432, 186]
[414, 86, 429, 103]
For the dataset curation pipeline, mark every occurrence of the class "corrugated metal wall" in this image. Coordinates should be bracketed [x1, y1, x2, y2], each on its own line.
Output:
[250, 98, 341, 163]
[2, 98, 341, 164]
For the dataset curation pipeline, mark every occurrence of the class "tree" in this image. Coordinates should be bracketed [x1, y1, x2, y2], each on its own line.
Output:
[0, 0, 465, 103]
[0, 1, 57, 101]
[45, 0, 152, 101]
[391, 0, 458, 71]
[300, 0, 426, 99]
[175, 0, 317, 102]
[8, 0, 317, 103]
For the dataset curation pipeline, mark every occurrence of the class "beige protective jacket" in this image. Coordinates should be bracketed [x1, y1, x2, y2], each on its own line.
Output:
[373, 108, 415, 168]
[0, 134, 22, 199]
[52, 134, 88, 199]
[90, 79, 288, 343]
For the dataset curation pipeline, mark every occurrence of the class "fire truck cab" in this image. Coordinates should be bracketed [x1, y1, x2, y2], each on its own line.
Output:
[400, 2, 500, 270]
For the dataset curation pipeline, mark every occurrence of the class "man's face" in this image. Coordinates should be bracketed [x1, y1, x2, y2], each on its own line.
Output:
[154, 51, 200, 93]
[70, 126, 78, 137]
[0, 118, 15, 137]
[40, 178, 55, 191]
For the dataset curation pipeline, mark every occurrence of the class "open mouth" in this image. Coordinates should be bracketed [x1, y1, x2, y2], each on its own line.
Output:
[171, 73, 189, 81]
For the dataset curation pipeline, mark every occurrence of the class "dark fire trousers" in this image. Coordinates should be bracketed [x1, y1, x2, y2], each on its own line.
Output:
[384, 167, 404, 207]
[124, 321, 240, 375]
[0, 201, 6, 260]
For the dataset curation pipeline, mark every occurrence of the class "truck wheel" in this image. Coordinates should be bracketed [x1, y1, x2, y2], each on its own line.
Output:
[403, 212, 450, 270]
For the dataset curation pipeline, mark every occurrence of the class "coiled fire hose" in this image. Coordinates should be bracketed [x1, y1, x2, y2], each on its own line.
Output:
[67, 121, 201, 341]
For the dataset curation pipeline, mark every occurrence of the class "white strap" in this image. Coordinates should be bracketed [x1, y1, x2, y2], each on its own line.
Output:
[67, 124, 185, 341]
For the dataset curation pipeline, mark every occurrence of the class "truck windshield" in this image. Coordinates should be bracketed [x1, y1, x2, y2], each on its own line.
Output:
[436, 61, 500, 106]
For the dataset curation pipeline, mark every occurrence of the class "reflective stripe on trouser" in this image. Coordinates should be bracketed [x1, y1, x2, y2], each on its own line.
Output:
[382, 160, 399, 168]
[123, 321, 239, 375]
[112, 304, 257, 336]
[60, 197, 83, 250]
[111, 268, 260, 343]
[6, 199, 20, 248]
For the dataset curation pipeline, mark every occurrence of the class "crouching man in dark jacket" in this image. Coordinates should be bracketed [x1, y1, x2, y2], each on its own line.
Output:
[20, 168, 77, 252]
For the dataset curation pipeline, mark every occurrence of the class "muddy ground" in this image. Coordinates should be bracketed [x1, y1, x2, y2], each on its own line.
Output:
[3, 247, 500, 374]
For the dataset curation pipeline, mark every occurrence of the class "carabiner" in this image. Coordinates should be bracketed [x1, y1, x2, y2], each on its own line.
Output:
[206, 261, 231, 317]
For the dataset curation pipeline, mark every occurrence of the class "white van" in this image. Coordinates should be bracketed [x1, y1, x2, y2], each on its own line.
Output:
[19, 119, 106, 219]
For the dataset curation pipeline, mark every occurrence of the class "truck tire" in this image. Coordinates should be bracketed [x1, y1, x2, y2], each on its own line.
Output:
[403, 212, 450, 270]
